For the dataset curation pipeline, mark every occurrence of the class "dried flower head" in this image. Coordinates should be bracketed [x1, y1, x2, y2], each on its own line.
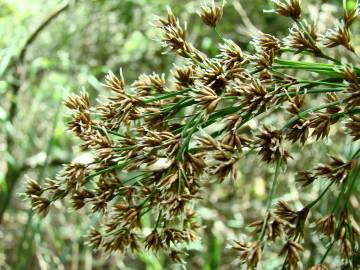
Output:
[314, 156, 355, 184]
[272, 0, 302, 20]
[219, 39, 246, 67]
[25, 178, 43, 196]
[296, 171, 316, 187]
[199, 0, 225, 27]
[26, 1, 360, 267]
[322, 20, 355, 52]
[347, 115, 360, 141]
[30, 195, 51, 217]
[316, 214, 336, 236]
[257, 127, 291, 164]
[284, 21, 321, 55]
[232, 240, 262, 269]
[252, 32, 281, 54]
[249, 213, 285, 241]
[279, 240, 304, 269]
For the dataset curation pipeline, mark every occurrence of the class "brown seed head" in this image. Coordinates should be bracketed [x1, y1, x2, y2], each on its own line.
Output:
[347, 115, 360, 141]
[285, 22, 321, 55]
[279, 240, 304, 269]
[232, 240, 262, 269]
[322, 20, 355, 52]
[199, 0, 225, 27]
[25, 178, 43, 196]
[219, 39, 246, 68]
[257, 127, 291, 164]
[104, 70, 125, 94]
[316, 214, 336, 236]
[145, 229, 165, 251]
[272, 0, 302, 20]
[30, 195, 51, 217]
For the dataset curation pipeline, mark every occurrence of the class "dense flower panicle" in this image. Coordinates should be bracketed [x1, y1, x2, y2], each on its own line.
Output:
[132, 73, 167, 96]
[336, 213, 360, 259]
[86, 228, 103, 249]
[192, 84, 221, 113]
[30, 195, 51, 217]
[64, 91, 90, 110]
[198, 59, 229, 89]
[274, 200, 298, 224]
[344, 66, 360, 109]
[26, 1, 360, 267]
[25, 178, 43, 196]
[158, 9, 191, 56]
[253, 49, 276, 70]
[285, 118, 310, 145]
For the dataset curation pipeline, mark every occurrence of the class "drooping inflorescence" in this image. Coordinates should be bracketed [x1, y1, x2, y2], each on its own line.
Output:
[26, 0, 360, 268]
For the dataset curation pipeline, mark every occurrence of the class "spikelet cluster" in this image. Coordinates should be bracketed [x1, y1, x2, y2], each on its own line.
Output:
[26, 0, 360, 268]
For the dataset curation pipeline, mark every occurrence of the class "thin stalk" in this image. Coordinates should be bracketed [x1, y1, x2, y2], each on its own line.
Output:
[343, 163, 360, 209]
[154, 210, 163, 230]
[275, 87, 344, 97]
[86, 162, 130, 180]
[143, 88, 192, 104]
[305, 180, 335, 209]
[259, 159, 282, 241]
[320, 240, 335, 264]
[214, 27, 224, 41]
[295, 80, 345, 88]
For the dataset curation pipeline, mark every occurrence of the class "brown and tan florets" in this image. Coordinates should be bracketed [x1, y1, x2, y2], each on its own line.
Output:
[25, 1, 360, 268]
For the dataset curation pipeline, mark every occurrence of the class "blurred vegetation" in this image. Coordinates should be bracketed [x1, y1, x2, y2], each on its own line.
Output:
[0, 0, 358, 269]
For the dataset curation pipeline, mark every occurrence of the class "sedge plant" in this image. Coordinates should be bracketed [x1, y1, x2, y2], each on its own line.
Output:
[25, 0, 360, 269]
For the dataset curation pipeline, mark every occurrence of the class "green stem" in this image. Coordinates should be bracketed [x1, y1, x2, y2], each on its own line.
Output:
[275, 88, 344, 97]
[343, 163, 360, 209]
[86, 162, 130, 180]
[320, 240, 335, 264]
[143, 88, 192, 104]
[259, 159, 282, 241]
[214, 27, 224, 41]
[295, 80, 345, 88]
[305, 180, 335, 209]
[154, 209, 163, 230]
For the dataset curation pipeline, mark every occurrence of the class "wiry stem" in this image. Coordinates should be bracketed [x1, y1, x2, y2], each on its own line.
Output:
[259, 159, 282, 241]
